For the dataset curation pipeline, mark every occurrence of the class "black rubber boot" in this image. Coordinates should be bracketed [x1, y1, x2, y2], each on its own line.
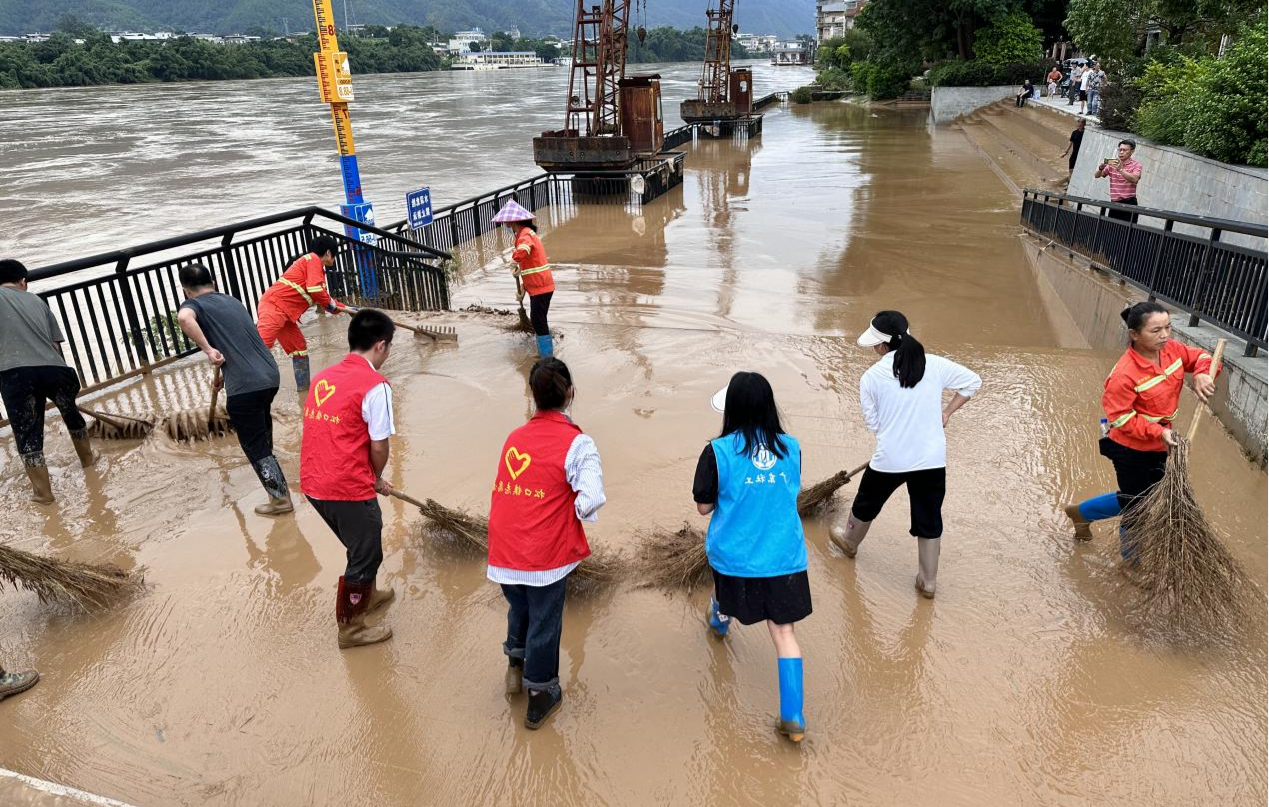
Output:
[525, 687, 562, 729]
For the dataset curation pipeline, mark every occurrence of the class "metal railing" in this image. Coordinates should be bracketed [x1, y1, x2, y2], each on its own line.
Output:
[664, 124, 696, 149]
[16, 208, 450, 415]
[754, 91, 787, 110]
[1021, 189, 1268, 355]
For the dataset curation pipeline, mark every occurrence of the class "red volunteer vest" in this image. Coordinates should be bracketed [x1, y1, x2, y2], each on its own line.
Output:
[487, 411, 590, 571]
[300, 354, 388, 501]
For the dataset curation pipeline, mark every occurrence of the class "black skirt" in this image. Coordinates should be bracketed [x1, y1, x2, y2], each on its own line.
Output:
[712, 569, 812, 626]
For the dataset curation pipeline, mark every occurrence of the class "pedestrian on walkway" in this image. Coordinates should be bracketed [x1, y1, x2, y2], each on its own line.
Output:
[1063, 302, 1219, 556]
[830, 311, 981, 599]
[488, 358, 605, 730]
[695, 371, 811, 743]
[0, 664, 38, 701]
[1046, 65, 1062, 98]
[1087, 62, 1107, 115]
[0, 259, 99, 504]
[300, 309, 397, 649]
[256, 235, 347, 392]
[1095, 140, 1142, 221]
[494, 200, 556, 357]
[177, 263, 293, 516]
[1061, 118, 1086, 179]
[1015, 79, 1035, 107]
[1067, 63, 1086, 106]
[1078, 66, 1093, 114]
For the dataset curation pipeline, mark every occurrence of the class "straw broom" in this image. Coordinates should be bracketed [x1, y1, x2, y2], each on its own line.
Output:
[391, 491, 621, 587]
[1120, 339, 1263, 629]
[164, 367, 233, 442]
[635, 463, 869, 592]
[0, 543, 144, 611]
[83, 408, 156, 440]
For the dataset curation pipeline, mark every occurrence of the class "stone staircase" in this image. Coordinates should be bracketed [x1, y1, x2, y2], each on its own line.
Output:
[951, 99, 1078, 195]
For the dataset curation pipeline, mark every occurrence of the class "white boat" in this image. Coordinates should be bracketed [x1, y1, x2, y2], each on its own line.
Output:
[450, 51, 556, 71]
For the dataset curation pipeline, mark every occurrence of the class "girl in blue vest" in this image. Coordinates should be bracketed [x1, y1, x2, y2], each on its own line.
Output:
[693, 371, 811, 742]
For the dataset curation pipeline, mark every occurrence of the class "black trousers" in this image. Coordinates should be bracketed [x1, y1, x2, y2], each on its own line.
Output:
[307, 496, 384, 584]
[0, 365, 86, 463]
[1108, 197, 1138, 222]
[529, 291, 553, 337]
[1099, 437, 1167, 524]
[851, 466, 948, 538]
[226, 386, 278, 463]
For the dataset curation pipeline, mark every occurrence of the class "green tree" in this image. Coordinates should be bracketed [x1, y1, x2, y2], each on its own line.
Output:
[972, 9, 1043, 64]
[1065, 0, 1260, 64]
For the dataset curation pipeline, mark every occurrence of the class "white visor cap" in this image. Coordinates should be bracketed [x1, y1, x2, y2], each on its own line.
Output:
[857, 322, 908, 347]
[710, 384, 729, 413]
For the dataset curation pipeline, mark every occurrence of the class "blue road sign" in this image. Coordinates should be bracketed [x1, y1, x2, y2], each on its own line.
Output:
[406, 187, 433, 229]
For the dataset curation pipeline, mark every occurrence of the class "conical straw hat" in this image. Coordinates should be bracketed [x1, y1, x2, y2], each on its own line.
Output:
[492, 200, 535, 223]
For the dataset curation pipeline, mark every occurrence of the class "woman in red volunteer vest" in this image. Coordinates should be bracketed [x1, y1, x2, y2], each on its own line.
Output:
[487, 357, 605, 729]
[493, 200, 556, 358]
[1064, 302, 1218, 557]
[300, 309, 397, 649]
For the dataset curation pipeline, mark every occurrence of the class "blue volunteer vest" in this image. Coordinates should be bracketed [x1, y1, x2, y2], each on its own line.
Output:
[705, 432, 807, 578]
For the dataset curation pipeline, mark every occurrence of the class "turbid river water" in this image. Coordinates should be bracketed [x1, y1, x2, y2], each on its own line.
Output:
[0, 63, 1266, 807]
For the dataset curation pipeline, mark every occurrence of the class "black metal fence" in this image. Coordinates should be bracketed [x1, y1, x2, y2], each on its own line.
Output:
[18, 208, 449, 413]
[664, 124, 695, 149]
[754, 91, 787, 110]
[1021, 189, 1268, 355]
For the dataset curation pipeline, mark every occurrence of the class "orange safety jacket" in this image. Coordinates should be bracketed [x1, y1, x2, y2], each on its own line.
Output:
[262, 253, 345, 320]
[1103, 339, 1217, 452]
[512, 227, 555, 296]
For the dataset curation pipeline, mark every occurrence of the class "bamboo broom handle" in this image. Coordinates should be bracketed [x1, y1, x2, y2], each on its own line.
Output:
[81, 408, 133, 429]
[389, 489, 428, 509]
[843, 461, 870, 481]
[338, 305, 423, 335]
[1184, 339, 1226, 443]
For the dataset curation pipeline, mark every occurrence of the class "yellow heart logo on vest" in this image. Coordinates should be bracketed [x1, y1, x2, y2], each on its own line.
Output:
[314, 379, 337, 407]
[505, 447, 532, 480]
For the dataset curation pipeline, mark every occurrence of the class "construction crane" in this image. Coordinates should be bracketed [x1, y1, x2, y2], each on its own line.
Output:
[534, 0, 666, 172]
[680, 0, 756, 130]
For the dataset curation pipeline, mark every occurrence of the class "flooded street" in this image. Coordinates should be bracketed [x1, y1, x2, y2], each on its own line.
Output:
[1, 66, 1267, 807]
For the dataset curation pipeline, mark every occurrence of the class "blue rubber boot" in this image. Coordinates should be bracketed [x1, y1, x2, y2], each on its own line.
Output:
[706, 597, 731, 638]
[777, 657, 805, 742]
[1119, 526, 1138, 563]
[292, 355, 311, 392]
[1064, 492, 1121, 539]
[535, 334, 553, 358]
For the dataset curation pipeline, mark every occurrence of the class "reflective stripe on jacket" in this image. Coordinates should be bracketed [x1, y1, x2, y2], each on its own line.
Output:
[1103, 339, 1216, 452]
[513, 227, 555, 295]
[263, 253, 343, 320]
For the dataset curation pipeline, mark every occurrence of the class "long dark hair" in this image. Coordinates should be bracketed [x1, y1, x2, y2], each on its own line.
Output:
[719, 371, 788, 459]
[529, 357, 572, 410]
[870, 310, 926, 388]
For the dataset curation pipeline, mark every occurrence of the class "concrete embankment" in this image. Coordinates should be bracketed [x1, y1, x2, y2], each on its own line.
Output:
[930, 85, 1017, 124]
[1022, 235, 1268, 465]
[947, 99, 1073, 195]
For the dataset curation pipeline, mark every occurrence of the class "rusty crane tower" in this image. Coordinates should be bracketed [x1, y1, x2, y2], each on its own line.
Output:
[534, 0, 669, 172]
[680, 0, 761, 137]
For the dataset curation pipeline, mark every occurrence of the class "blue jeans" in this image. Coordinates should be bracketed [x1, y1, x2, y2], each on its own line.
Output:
[501, 576, 568, 691]
[1088, 89, 1100, 114]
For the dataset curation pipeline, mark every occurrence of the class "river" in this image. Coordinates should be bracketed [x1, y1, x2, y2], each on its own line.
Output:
[0, 62, 1265, 807]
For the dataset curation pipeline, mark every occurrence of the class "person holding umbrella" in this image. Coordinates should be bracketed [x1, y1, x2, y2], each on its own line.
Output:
[1063, 302, 1219, 555]
[693, 371, 811, 743]
[493, 200, 556, 357]
[830, 311, 981, 599]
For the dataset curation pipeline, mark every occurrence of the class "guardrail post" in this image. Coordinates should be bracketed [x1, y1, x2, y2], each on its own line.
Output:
[220, 232, 243, 301]
[1144, 219, 1173, 300]
[1189, 228, 1221, 327]
[115, 256, 149, 372]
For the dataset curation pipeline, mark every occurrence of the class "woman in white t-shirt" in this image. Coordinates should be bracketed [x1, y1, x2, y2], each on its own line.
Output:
[830, 311, 981, 598]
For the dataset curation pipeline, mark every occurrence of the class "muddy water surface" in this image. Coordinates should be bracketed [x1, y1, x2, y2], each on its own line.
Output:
[1, 86, 1266, 806]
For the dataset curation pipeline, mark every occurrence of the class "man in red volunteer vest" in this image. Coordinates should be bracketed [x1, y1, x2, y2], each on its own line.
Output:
[257, 235, 348, 392]
[300, 308, 396, 649]
[487, 357, 605, 729]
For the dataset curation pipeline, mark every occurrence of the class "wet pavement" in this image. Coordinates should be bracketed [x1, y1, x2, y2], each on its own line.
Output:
[1, 78, 1266, 807]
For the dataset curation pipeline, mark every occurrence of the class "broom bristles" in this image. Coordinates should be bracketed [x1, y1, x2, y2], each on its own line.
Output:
[0, 543, 144, 611]
[1122, 439, 1264, 631]
[797, 469, 852, 514]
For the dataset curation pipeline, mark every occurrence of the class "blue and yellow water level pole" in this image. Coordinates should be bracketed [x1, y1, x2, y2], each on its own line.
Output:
[310, 0, 378, 297]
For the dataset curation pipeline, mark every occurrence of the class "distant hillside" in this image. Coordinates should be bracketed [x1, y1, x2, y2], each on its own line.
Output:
[0, 0, 815, 38]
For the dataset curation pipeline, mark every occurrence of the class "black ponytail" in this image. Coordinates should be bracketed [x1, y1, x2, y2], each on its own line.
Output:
[1121, 301, 1167, 331]
[529, 357, 572, 410]
[871, 310, 926, 389]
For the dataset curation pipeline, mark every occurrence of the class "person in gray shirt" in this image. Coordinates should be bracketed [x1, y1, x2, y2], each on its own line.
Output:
[176, 263, 293, 516]
[0, 259, 99, 504]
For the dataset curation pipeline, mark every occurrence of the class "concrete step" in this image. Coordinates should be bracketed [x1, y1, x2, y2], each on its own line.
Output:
[1011, 105, 1072, 150]
[957, 120, 1032, 197]
[977, 110, 1069, 181]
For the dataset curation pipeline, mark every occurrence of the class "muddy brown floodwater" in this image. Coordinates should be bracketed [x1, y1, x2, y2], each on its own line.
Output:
[1, 93, 1266, 806]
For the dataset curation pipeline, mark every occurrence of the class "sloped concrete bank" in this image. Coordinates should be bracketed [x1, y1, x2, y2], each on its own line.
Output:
[1022, 233, 1268, 465]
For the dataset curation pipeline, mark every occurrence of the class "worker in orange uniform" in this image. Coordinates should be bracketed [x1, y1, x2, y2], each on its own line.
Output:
[1064, 302, 1219, 558]
[256, 235, 346, 391]
[493, 200, 555, 357]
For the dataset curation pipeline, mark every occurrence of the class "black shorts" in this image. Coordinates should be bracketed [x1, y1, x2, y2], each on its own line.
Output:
[712, 569, 812, 626]
[850, 466, 947, 538]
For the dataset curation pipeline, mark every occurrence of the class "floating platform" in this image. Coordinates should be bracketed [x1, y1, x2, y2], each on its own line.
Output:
[554, 152, 686, 205]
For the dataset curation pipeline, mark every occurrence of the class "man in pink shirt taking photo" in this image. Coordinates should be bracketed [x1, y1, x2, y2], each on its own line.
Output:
[1095, 139, 1142, 222]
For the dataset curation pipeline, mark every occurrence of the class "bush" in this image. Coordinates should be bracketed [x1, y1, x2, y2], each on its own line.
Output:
[927, 58, 1050, 87]
[849, 61, 910, 100]
[790, 85, 813, 104]
[1096, 80, 1141, 130]
[816, 66, 853, 92]
[972, 10, 1044, 66]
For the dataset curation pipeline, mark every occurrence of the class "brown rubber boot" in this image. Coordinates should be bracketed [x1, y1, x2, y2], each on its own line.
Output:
[0, 667, 39, 700]
[253, 495, 294, 516]
[915, 538, 941, 599]
[71, 436, 100, 467]
[505, 658, 524, 696]
[366, 583, 395, 615]
[1063, 504, 1093, 540]
[336, 576, 392, 649]
[24, 464, 54, 505]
